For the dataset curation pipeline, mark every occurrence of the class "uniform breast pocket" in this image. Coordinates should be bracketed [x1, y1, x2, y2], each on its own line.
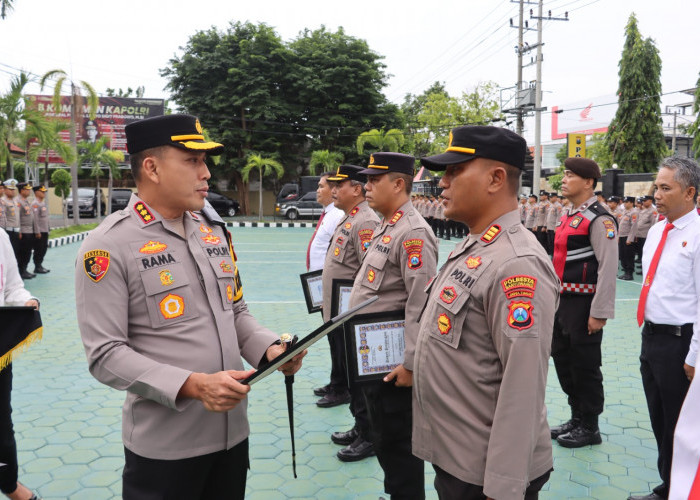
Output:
[361, 252, 388, 291]
[330, 240, 349, 263]
[140, 263, 200, 328]
[206, 257, 237, 310]
[429, 286, 470, 349]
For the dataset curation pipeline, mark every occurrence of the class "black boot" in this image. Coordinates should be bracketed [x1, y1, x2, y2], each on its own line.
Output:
[33, 265, 50, 274]
[550, 411, 581, 439]
[557, 414, 602, 448]
[20, 269, 35, 280]
[337, 435, 375, 462]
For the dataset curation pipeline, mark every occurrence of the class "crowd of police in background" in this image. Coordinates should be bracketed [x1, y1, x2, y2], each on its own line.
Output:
[0, 179, 51, 280]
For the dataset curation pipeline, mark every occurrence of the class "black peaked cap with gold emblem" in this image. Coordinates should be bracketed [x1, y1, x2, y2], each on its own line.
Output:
[421, 125, 527, 170]
[358, 152, 415, 176]
[125, 114, 224, 156]
[32, 184, 47, 192]
[327, 164, 365, 182]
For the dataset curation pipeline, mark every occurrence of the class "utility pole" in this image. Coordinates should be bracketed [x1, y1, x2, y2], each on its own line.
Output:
[530, 3, 568, 194]
[672, 110, 678, 153]
[516, 0, 525, 136]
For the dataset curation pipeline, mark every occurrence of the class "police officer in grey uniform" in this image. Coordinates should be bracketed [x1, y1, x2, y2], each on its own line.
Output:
[525, 194, 538, 231]
[75, 114, 304, 500]
[629, 195, 656, 274]
[546, 192, 562, 255]
[414, 125, 557, 500]
[318, 164, 379, 410]
[618, 196, 637, 280]
[31, 185, 50, 274]
[1, 180, 20, 259]
[15, 183, 34, 280]
[551, 158, 618, 448]
[348, 152, 438, 499]
[320, 165, 380, 458]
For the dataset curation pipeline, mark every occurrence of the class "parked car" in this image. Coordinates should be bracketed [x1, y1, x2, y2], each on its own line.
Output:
[66, 188, 107, 218]
[207, 191, 240, 217]
[275, 191, 323, 220]
[110, 188, 133, 213]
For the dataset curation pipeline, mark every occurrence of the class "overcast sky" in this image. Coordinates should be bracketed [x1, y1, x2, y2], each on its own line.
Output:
[1, 0, 697, 142]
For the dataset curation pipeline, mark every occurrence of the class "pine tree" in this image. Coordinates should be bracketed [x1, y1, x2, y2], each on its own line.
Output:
[605, 14, 668, 173]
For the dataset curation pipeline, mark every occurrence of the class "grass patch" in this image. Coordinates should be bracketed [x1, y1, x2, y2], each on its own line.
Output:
[49, 223, 98, 239]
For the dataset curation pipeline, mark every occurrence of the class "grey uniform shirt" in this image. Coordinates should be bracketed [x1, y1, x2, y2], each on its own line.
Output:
[31, 199, 49, 233]
[524, 203, 537, 229]
[2, 197, 18, 229]
[76, 194, 278, 460]
[0, 200, 5, 229]
[18, 197, 33, 234]
[546, 201, 562, 231]
[348, 200, 438, 370]
[536, 201, 549, 227]
[413, 210, 558, 500]
[618, 207, 638, 238]
[629, 206, 657, 241]
[321, 201, 380, 322]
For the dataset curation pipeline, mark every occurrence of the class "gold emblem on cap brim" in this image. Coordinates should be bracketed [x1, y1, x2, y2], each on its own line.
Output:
[195, 119, 203, 134]
[369, 154, 375, 165]
[448, 130, 453, 148]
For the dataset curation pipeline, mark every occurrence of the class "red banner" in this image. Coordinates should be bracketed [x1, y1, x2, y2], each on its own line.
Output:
[26, 95, 165, 163]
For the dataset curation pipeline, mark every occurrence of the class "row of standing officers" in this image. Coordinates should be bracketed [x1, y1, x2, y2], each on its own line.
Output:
[0, 179, 51, 279]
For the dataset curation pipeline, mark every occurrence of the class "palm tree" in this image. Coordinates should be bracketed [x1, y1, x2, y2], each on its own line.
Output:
[0, 0, 14, 19]
[40, 69, 99, 225]
[0, 72, 32, 178]
[77, 137, 123, 219]
[308, 150, 343, 175]
[356, 128, 406, 155]
[24, 118, 75, 185]
[241, 154, 284, 221]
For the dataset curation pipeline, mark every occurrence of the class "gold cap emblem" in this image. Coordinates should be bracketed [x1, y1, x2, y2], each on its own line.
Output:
[369, 154, 375, 165]
[448, 130, 453, 148]
[195, 119, 203, 134]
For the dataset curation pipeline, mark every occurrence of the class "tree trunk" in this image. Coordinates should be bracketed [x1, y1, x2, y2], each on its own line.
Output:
[70, 85, 81, 225]
[107, 167, 113, 215]
[258, 167, 263, 221]
[62, 195, 68, 227]
[231, 170, 250, 216]
[5, 157, 12, 179]
[96, 174, 101, 219]
[43, 155, 50, 185]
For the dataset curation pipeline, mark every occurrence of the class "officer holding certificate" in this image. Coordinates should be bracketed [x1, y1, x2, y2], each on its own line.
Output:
[346, 152, 438, 499]
[413, 126, 558, 500]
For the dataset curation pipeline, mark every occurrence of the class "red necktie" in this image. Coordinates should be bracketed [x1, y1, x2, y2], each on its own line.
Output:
[637, 222, 674, 326]
[306, 210, 326, 271]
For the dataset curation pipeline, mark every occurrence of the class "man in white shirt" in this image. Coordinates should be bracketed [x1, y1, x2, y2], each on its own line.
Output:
[630, 156, 700, 500]
[0, 228, 40, 500]
[306, 172, 345, 272]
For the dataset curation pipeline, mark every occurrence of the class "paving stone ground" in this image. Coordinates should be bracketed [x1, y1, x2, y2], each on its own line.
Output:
[13, 227, 658, 499]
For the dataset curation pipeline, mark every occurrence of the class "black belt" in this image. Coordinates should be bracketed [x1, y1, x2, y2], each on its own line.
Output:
[643, 321, 693, 337]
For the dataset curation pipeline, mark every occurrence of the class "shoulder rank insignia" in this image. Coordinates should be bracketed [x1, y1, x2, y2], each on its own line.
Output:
[389, 210, 404, 225]
[83, 249, 110, 283]
[480, 224, 501, 244]
[403, 239, 424, 270]
[139, 241, 167, 254]
[507, 301, 534, 330]
[349, 206, 359, 217]
[133, 202, 155, 224]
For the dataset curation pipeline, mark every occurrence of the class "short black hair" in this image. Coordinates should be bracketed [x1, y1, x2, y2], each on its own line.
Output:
[130, 146, 166, 182]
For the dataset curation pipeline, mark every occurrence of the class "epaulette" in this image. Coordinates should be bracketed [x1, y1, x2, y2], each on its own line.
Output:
[96, 210, 130, 235]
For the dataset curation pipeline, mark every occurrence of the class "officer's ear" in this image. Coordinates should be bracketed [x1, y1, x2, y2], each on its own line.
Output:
[141, 156, 160, 185]
[486, 162, 508, 193]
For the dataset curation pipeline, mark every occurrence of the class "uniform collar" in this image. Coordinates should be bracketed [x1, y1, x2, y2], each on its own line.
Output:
[569, 195, 597, 215]
[667, 207, 699, 231]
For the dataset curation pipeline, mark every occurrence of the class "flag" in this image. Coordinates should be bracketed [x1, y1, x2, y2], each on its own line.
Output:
[0, 307, 42, 372]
